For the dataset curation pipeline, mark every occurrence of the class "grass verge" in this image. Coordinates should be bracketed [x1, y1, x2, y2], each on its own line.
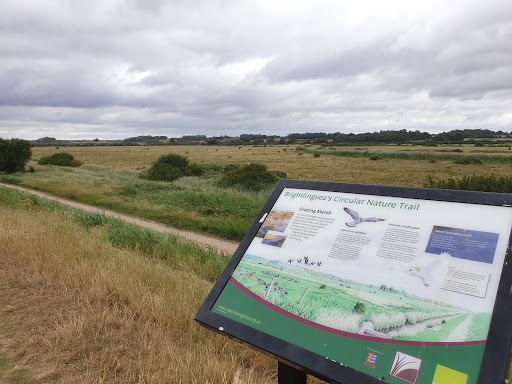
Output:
[0, 186, 230, 282]
[0, 165, 270, 241]
[0, 192, 278, 383]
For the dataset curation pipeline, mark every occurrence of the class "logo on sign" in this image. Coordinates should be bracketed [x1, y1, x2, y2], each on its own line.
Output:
[389, 351, 422, 384]
[364, 352, 378, 368]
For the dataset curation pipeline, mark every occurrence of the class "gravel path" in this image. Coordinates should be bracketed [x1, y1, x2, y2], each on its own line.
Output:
[445, 314, 473, 342]
[0, 183, 239, 254]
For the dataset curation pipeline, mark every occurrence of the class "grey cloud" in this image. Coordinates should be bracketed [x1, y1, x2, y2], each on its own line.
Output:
[0, 0, 511, 140]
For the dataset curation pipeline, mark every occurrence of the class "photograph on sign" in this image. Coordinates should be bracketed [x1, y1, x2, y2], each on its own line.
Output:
[210, 187, 512, 383]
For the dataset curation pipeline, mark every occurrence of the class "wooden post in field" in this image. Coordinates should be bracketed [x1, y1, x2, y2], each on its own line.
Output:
[299, 287, 309, 305]
[325, 295, 332, 308]
[264, 278, 276, 300]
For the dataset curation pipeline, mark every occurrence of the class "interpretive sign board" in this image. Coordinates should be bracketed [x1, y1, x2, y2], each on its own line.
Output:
[195, 180, 512, 384]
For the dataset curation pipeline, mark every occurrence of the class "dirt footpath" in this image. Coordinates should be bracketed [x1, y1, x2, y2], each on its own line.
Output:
[0, 183, 239, 254]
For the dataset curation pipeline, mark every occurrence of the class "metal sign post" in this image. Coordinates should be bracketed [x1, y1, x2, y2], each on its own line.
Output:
[278, 362, 307, 384]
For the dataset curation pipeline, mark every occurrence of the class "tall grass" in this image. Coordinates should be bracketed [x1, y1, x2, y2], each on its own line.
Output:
[11, 145, 512, 230]
[0, 187, 230, 282]
[0, 203, 276, 383]
[0, 164, 270, 241]
[309, 148, 512, 164]
[424, 174, 512, 193]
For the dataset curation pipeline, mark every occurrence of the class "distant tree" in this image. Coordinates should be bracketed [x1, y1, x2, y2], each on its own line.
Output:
[181, 135, 207, 142]
[124, 135, 168, 143]
[93, 138, 99, 142]
[35, 137, 57, 143]
[0, 138, 32, 173]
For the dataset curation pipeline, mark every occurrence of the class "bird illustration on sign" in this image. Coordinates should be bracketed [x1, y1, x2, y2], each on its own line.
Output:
[408, 253, 451, 287]
[343, 207, 385, 227]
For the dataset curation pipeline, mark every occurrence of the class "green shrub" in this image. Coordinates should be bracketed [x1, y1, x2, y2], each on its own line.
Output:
[313, 153, 321, 158]
[424, 174, 512, 193]
[217, 163, 279, 191]
[199, 164, 223, 178]
[369, 156, 383, 160]
[0, 138, 32, 173]
[38, 152, 82, 167]
[0, 175, 22, 184]
[272, 170, 287, 179]
[141, 154, 203, 182]
[353, 302, 366, 315]
[223, 164, 240, 173]
[453, 156, 483, 165]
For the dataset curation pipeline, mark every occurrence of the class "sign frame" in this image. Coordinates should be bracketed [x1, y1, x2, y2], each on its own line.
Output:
[195, 179, 512, 384]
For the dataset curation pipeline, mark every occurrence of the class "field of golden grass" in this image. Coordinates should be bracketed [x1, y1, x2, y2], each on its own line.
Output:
[31, 144, 512, 188]
[0, 204, 283, 383]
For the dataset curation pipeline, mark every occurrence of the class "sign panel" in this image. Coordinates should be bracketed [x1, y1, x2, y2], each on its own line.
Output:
[196, 181, 512, 384]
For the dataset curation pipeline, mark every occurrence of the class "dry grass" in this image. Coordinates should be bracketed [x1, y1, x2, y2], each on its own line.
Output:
[0, 205, 279, 383]
[31, 145, 512, 187]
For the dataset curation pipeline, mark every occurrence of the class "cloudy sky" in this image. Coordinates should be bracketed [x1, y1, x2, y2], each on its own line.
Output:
[1, 0, 511, 140]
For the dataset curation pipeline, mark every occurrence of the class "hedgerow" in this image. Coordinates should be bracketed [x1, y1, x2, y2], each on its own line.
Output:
[424, 174, 512, 193]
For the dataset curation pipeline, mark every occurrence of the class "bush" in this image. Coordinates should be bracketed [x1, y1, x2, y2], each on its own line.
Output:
[353, 302, 366, 315]
[313, 153, 321, 158]
[369, 156, 383, 160]
[39, 152, 82, 167]
[453, 156, 483, 165]
[217, 163, 280, 191]
[141, 154, 203, 182]
[0, 138, 32, 173]
[272, 170, 287, 179]
[424, 174, 512, 193]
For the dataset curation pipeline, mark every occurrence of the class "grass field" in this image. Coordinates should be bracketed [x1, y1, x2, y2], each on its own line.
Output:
[29, 144, 512, 185]
[0, 188, 316, 383]
[1, 144, 511, 382]
[0, 144, 511, 242]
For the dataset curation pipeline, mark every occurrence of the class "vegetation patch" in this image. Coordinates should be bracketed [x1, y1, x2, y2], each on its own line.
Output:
[0, 186, 229, 282]
[424, 174, 512, 193]
[309, 148, 512, 164]
[38, 152, 82, 167]
[453, 156, 483, 165]
[217, 163, 281, 191]
[140, 154, 202, 181]
[0, 138, 32, 173]
[0, 197, 274, 383]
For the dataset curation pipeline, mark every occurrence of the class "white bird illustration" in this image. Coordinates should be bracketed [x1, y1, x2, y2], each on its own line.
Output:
[408, 252, 451, 287]
[343, 207, 385, 227]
